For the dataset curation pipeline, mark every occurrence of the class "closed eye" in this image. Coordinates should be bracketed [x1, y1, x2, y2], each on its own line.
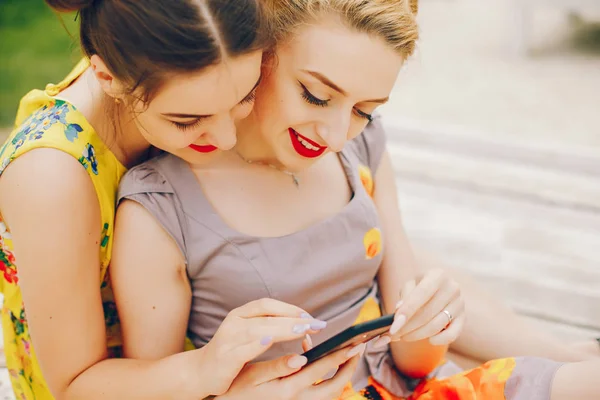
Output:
[239, 88, 257, 106]
[171, 118, 205, 132]
[353, 108, 373, 122]
[299, 81, 329, 107]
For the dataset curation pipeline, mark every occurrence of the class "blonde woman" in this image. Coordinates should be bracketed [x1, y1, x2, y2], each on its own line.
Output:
[111, 0, 600, 399]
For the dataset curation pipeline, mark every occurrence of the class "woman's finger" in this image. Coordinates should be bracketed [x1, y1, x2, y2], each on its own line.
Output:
[304, 354, 361, 400]
[302, 334, 313, 352]
[290, 343, 366, 388]
[234, 315, 327, 346]
[399, 296, 464, 342]
[397, 270, 445, 321]
[400, 279, 417, 304]
[396, 278, 460, 337]
[429, 313, 466, 346]
[245, 354, 309, 385]
[390, 270, 446, 336]
[389, 279, 416, 335]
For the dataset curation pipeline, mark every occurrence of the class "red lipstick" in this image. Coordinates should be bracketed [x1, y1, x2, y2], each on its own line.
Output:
[289, 128, 327, 158]
[189, 144, 218, 153]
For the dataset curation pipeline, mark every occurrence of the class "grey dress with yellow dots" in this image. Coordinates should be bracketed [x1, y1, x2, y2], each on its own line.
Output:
[117, 117, 563, 399]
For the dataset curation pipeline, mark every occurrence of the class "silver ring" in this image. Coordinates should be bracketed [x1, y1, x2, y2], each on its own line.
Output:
[442, 309, 453, 325]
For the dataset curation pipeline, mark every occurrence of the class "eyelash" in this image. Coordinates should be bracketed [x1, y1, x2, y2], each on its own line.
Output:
[171, 89, 258, 132]
[172, 119, 204, 132]
[299, 81, 373, 122]
[299, 82, 329, 107]
[239, 89, 257, 105]
[354, 108, 374, 122]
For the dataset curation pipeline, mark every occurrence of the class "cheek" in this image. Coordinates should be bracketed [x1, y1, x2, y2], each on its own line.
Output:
[134, 114, 190, 150]
[257, 80, 309, 127]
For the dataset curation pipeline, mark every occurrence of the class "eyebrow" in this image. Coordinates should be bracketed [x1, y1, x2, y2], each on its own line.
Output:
[161, 75, 262, 119]
[303, 70, 347, 96]
[302, 69, 389, 104]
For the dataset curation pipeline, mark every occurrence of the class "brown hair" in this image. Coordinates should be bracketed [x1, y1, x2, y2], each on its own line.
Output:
[264, 0, 419, 59]
[45, 0, 271, 103]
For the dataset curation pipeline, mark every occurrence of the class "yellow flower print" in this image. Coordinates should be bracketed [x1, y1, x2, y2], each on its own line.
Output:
[363, 227, 382, 260]
[353, 297, 382, 325]
[358, 164, 374, 197]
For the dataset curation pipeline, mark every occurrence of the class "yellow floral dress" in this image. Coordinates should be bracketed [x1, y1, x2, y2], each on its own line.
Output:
[0, 59, 126, 400]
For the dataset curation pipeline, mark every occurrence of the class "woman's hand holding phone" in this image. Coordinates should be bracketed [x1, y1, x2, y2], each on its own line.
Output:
[215, 343, 366, 400]
[200, 298, 328, 396]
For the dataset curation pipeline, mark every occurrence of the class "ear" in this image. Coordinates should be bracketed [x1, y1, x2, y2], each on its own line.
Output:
[89, 55, 127, 101]
[260, 50, 278, 76]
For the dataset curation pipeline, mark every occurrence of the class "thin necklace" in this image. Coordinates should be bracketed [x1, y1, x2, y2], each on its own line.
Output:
[235, 151, 300, 188]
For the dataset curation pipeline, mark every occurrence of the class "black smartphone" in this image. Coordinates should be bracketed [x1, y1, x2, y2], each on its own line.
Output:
[302, 314, 394, 364]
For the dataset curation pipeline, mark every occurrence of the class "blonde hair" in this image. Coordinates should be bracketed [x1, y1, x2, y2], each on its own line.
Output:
[264, 0, 419, 59]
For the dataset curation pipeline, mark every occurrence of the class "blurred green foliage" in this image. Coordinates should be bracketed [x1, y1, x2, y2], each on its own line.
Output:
[0, 0, 80, 127]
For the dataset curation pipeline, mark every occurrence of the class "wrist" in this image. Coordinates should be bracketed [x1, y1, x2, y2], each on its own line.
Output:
[178, 346, 215, 399]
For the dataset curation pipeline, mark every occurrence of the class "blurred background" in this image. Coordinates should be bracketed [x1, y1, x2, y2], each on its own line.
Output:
[0, 0, 599, 397]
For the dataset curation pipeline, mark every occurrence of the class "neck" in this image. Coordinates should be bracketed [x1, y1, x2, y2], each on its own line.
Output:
[74, 69, 151, 168]
[109, 104, 152, 168]
[234, 112, 283, 168]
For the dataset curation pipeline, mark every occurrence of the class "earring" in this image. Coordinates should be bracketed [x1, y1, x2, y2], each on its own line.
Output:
[114, 97, 122, 105]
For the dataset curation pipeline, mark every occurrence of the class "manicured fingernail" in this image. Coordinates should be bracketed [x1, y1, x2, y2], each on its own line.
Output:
[346, 343, 366, 358]
[309, 320, 327, 330]
[322, 367, 338, 380]
[373, 336, 391, 349]
[287, 355, 308, 369]
[304, 334, 313, 348]
[293, 324, 311, 334]
[390, 315, 406, 335]
[395, 300, 403, 309]
[300, 312, 313, 319]
[260, 336, 273, 346]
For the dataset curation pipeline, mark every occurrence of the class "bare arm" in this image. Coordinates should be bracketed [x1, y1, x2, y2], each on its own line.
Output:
[111, 199, 192, 360]
[373, 151, 449, 377]
[0, 149, 209, 400]
[110, 194, 333, 397]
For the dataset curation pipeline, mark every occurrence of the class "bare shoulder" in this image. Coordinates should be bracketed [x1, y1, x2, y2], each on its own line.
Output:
[0, 148, 99, 232]
[112, 199, 185, 275]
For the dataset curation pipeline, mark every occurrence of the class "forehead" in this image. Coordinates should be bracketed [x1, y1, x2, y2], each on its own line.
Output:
[279, 17, 404, 97]
[148, 51, 262, 113]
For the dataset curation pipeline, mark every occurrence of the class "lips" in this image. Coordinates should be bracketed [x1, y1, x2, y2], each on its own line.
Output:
[289, 128, 327, 158]
[189, 144, 218, 153]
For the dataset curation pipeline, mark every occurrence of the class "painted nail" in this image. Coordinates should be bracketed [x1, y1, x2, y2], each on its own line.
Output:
[287, 355, 308, 369]
[304, 334, 313, 348]
[390, 315, 407, 335]
[346, 342, 366, 358]
[292, 324, 311, 334]
[309, 320, 327, 330]
[260, 336, 273, 346]
[372, 336, 392, 349]
[321, 368, 338, 381]
[322, 367, 338, 380]
[300, 312, 313, 319]
[395, 300, 403, 309]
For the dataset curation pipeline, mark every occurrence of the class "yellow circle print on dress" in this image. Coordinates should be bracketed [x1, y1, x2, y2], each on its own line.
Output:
[363, 227, 382, 259]
[358, 164, 374, 197]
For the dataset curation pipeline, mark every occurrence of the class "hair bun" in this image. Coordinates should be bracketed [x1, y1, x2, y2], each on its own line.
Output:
[44, 0, 95, 13]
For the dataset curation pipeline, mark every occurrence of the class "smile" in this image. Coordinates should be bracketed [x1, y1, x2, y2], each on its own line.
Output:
[289, 128, 327, 158]
[189, 144, 218, 153]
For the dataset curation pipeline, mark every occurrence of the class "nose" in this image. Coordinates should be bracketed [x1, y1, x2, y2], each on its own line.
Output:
[206, 116, 237, 150]
[315, 109, 352, 152]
